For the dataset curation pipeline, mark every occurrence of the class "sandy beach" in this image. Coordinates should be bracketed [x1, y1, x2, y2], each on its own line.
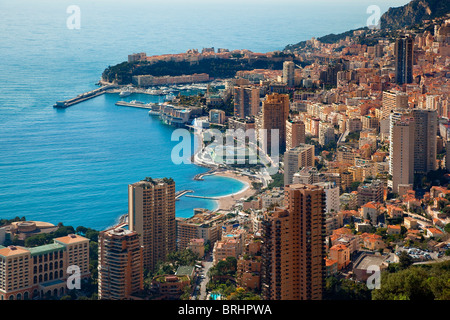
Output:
[206, 170, 257, 211]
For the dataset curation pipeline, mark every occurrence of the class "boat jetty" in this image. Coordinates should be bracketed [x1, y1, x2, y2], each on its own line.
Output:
[115, 100, 156, 109]
[53, 84, 118, 109]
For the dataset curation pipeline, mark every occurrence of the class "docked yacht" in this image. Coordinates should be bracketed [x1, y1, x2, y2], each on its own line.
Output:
[119, 87, 132, 97]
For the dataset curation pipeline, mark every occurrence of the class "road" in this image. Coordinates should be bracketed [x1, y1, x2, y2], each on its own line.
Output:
[198, 253, 213, 300]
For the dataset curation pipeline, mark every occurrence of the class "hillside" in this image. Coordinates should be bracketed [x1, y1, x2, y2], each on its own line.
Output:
[380, 0, 450, 30]
[284, 0, 450, 51]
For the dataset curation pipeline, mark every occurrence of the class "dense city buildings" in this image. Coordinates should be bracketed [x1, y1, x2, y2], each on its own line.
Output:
[233, 85, 260, 118]
[286, 119, 306, 150]
[5, 0, 450, 303]
[132, 73, 210, 87]
[175, 209, 225, 251]
[128, 178, 176, 271]
[282, 61, 295, 87]
[284, 144, 315, 186]
[98, 228, 144, 300]
[209, 109, 226, 124]
[382, 90, 409, 119]
[261, 184, 325, 300]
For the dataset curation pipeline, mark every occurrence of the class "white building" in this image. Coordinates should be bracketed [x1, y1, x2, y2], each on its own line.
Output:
[313, 181, 340, 213]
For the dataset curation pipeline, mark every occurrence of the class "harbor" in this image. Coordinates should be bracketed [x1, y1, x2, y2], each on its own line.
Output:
[52, 80, 222, 109]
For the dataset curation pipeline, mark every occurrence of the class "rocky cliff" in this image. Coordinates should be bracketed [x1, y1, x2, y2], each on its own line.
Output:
[380, 0, 450, 29]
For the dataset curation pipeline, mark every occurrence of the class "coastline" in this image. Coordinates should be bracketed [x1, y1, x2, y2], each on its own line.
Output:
[189, 126, 259, 211]
[213, 170, 256, 210]
[198, 170, 256, 211]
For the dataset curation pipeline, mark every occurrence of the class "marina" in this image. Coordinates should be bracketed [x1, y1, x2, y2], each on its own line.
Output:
[53, 80, 225, 110]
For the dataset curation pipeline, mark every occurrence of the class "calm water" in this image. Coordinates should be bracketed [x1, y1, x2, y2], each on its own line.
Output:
[0, 0, 409, 230]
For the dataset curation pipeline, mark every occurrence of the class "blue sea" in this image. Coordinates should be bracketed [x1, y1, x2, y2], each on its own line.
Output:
[0, 0, 409, 230]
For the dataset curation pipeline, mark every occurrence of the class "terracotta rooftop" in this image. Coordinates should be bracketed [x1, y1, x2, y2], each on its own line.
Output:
[0, 246, 29, 257]
[54, 234, 88, 244]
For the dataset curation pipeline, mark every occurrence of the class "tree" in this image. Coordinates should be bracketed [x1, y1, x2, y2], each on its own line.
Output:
[372, 262, 450, 300]
[76, 226, 88, 235]
[398, 251, 413, 270]
[444, 223, 450, 234]
[204, 240, 211, 254]
[323, 276, 371, 300]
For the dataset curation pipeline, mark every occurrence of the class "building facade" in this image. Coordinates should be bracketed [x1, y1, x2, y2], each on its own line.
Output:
[394, 36, 414, 85]
[98, 228, 144, 300]
[128, 178, 176, 271]
[0, 234, 89, 300]
[283, 144, 315, 186]
[261, 184, 325, 300]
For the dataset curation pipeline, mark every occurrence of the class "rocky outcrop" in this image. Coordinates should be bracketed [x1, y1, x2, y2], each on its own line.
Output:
[380, 0, 450, 30]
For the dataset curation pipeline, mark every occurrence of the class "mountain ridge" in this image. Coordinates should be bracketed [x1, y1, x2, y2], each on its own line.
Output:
[284, 0, 450, 51]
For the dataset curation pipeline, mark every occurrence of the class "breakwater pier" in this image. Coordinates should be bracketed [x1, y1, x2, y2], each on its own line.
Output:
[53, 84, 118, 108]
[175, 189, 194, 200]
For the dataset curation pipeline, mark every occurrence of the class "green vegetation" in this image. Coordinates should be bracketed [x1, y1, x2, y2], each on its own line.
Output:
[23, 225, 75, 247]
[207, 257, 239, 299]
[372, 261, 450, 300]
[102, 57, 303, 85]
[445, 223, 450, 234]
[346, 131, 360, 142]
[0, 216, 26, 227]
[146, 249, 199, 280]
[177, 93, 205, 108]
[324, 276, 372, 300]
[285, 28, 367, 51]
[268, 172, 283, 189]
[228, 287, 261, 300]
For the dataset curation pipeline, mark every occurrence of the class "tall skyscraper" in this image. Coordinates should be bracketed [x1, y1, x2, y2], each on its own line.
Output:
[261, 184, 325, 300]
[282, 61, 295, 87]
[388, 109, 437, 192]
[286, 119, 305, 150]
[389, 113, 415, 193]
[284, 144, 315, 186]
[410, 109, 437, 174]
[261, 93, 290, 155]
[128, 177, 176, 271]
[233, 85, 260, 118]
[395, 36, 414, 85]
[98, 228, 144, 300]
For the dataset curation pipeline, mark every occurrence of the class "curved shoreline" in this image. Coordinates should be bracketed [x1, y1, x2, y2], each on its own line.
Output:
[188, 129, 257, 211]
[199, 170, 255, 211]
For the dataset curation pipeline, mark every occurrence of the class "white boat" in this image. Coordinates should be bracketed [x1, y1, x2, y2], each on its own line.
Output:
[165, 93, 176, 101]
[119, 88, 132, 97]
[147, 89, 162, 95]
